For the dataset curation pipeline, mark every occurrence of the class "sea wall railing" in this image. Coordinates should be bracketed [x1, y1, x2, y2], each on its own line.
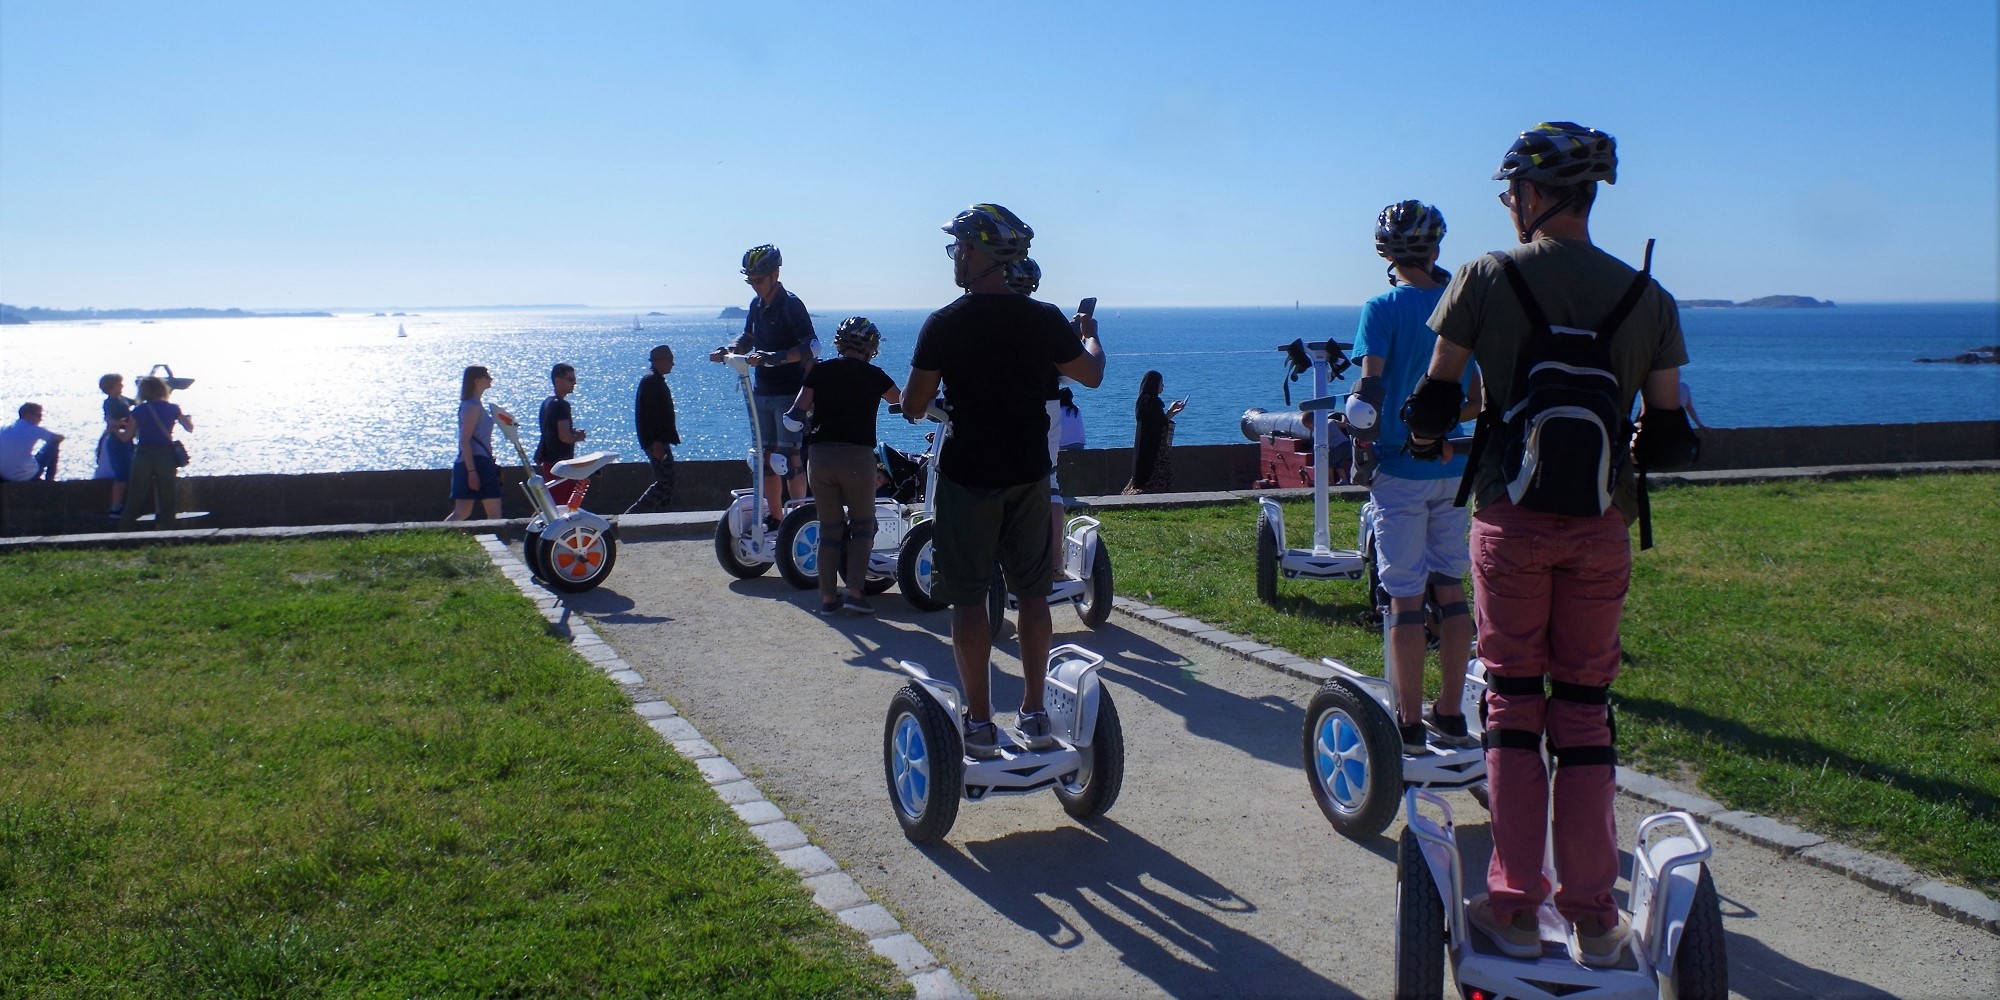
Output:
[4, 420, 1996, 537]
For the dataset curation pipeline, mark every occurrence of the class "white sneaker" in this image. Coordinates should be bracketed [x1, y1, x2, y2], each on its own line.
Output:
[963, 720, 1003, 759]
[1568, 912, 1632, 968]
[1467, 893, 1543, 959]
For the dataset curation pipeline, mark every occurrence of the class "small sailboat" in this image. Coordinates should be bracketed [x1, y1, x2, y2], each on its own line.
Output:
[632, 314, 642, 332]
[396, 323, 408, 338]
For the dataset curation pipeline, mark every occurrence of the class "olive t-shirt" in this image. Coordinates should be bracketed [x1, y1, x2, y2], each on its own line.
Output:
[1428, 237, 1688, 520]
[803, 357, 895, 448]
[910, 293, 1084, 488]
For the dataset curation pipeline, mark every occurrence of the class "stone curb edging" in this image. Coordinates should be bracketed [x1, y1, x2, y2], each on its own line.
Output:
[1107, 594, 2000, 935]
[469, 534, 975, 999]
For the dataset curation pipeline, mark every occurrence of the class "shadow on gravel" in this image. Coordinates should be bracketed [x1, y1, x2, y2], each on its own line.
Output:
[1723, 930, 1895, 999]
[1046, 623, 1308, 771]
[932, 821, 1365, 999]
[555, 586, 674, 625]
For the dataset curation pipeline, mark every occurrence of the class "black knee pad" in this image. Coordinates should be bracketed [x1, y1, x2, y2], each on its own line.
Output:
[1434, 600, 1470, 620]
[1388, 609, 1429, 629]
[846, 518, 878, 545]
[1548, 685, 1617, 767]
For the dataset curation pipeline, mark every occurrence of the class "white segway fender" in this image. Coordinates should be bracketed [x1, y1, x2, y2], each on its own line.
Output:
[895, 659, 965, 729]
[1045, 644, 1107, 747]
[1630, 812, 1713, 969]
[1258, 496, 1288, 552]
[550, 451, 619, 480]
[1062, 516, 1103, 581]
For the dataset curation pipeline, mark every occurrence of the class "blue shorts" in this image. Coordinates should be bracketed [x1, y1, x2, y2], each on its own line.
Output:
[450, 455, 503, 500]
[1369, 471, 1471, 599]
[752, 393, 804, 451]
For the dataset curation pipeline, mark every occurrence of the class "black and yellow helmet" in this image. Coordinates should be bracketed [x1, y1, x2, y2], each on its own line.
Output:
[833, 316, 881, 358]
[741, 244, 783, 276]
[941, 203, 1034, 262]
[1494, 122, 1617, 187]
[1004, 257, 1042, 295]
[1374, 201, 1447, 262]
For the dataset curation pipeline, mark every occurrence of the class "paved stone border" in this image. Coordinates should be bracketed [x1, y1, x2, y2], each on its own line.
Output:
[469, 534, 975, 999]
[1109, 594, 2000, 935]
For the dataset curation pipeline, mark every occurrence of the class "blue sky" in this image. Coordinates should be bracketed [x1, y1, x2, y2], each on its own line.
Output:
[2, 1, 1995, 310]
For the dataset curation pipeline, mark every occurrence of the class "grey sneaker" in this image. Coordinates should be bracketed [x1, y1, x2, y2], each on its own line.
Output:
[1015, 710, 1058, 751]
[1467, 893, 1543, 959]
[1399, 721, 1429, 755]
[841, 596, 876, 615]
[963, 720, 1002, 759]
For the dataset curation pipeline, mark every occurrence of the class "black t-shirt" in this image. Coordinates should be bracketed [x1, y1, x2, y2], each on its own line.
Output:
[536, 394, 574, 465]
[803, 357, 894, 447]
[910, 293, 1084, 488]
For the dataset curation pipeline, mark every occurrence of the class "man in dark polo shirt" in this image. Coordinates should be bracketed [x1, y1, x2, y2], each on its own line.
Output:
[709, 244, 816, 527]
[903, 204, 1105, 758]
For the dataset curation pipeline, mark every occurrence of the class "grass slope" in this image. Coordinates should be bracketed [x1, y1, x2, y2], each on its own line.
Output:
[1096, 473, 1999, 896]
[0, 532, 906, 998]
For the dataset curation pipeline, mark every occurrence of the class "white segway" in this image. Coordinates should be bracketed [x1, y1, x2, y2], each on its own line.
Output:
[883, 643, 1124, 844]
[1396, 788, 1728, 999]
[775, 496, 910, 596]
[712, 351, 793, 579]
[893, 400, 954, 611]
[494, 409, 621, 593]
[1256, 340, 1368, 604]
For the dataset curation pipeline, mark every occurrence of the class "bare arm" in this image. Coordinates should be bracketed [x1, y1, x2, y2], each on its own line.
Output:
[1055, 314, 1106, 388]
[903, 369, 941, 421]
[557, 418, 584, 444]
[882, 383, 903, 405]
[1641, 368, 1681, 413]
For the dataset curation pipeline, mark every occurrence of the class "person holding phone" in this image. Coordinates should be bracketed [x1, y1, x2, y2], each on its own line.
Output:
[1122, 370, 1183, 494]
[903, 203, 1105, 759]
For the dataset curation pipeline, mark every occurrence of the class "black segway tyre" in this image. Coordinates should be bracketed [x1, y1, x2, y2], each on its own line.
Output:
[896, 521, 948, 611]
[884, 686, 963, 844]
[863, 571, 896, 596]
[1076, 541, 1114, 629]
[713, 513, 770, 579]
[1255, 509, 1279, 606]
[1673, 865, 1729, 1000]
[1394, 826, 1446, 999]
[539, 521, 617, 593]
[1055, 686, 1124, 820]
[522, 525, 545, 581]
[1304, 677, 1403, 839]
[775, 503, 820, 590]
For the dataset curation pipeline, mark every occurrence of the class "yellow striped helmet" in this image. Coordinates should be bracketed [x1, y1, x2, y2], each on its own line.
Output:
[941, 203, 1033, 262]
[1494, 122, 1617, 186]
[1004, 257, 1042, 295]
[1374, 201, 1447, 261]
[833, 316, 881, 358]
[740, 244, 782, 276]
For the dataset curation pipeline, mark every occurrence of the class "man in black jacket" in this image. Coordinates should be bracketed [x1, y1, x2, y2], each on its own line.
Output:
[626, 345, 681, 514]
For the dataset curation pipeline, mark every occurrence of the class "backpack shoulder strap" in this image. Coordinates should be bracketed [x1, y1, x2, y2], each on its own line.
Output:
[1594, 238, 1657, 348]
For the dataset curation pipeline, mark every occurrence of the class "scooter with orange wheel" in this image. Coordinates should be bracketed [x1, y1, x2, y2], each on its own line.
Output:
[492, 408, 621, 593]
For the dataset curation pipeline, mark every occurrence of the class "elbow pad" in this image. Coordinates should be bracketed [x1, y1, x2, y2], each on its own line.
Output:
[1345, 376, 1385, 442]
[1400, 376, 1465, 441]
[1634, 407, 1700, 471]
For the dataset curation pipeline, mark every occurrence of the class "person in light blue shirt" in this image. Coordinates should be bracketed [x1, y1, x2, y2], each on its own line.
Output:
[1349, 200, 1482, 753]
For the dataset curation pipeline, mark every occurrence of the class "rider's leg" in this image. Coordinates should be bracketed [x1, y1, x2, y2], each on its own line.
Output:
[845, 515, 875, 601]
[1471, 500, 1558, 923]
[1432, 579, 1474, 713]
[951, 603, 994, 721]
[932, 475, 1005, 725]
[1387, 595, 1429, 725]
[1370, 472, 1431, 726]
[807, 445, 843, 606]
[1545, 507, 1631, 930]
[998, 478, 1057, 715]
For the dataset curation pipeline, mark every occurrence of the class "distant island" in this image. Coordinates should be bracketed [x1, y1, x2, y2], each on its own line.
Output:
[1677, 295, 1836, 309]
[718, 306, 748, 319]
[1914, 344, 1999, 364]
[0, 303, 334, 324]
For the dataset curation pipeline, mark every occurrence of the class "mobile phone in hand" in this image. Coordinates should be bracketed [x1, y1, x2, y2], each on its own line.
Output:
[1077, 297, 1097, 318]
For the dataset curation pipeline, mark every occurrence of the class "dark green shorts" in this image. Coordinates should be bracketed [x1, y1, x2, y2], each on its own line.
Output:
[929, 474, 1053, 607]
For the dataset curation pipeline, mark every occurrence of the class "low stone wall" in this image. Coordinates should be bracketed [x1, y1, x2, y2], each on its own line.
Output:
[4, 420, 1994, 536]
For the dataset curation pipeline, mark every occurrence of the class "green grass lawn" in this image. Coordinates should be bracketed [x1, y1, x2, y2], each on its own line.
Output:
[0, 532, 906, 998]
[1095, 472, 2000, 897]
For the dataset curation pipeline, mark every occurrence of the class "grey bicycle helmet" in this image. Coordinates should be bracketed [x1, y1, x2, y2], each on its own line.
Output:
[1004, 257, 1042, 295]
[833, 316, 881, 358]
[1374, 201, 1447, 261]
[941, 203, 1034, 261]
[1494, 122, 1617, 186]
[741, 244, 782, 276]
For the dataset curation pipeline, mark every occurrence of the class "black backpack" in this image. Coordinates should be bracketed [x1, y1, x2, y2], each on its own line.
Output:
[1457, 241, 1656, 522]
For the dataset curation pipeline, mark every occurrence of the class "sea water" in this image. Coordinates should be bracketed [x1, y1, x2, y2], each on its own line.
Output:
[2, 302, 1993, 479]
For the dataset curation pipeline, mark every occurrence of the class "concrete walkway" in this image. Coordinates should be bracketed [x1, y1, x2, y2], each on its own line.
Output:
[537, 534, 1996, 998]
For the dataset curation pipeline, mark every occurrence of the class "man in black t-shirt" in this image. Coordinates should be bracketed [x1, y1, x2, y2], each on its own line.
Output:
[535, 363, 587, 507]
[904, 203, 1105, 758]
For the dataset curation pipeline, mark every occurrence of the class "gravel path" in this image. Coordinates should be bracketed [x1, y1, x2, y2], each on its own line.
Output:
[544, 536, 1996, 999]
